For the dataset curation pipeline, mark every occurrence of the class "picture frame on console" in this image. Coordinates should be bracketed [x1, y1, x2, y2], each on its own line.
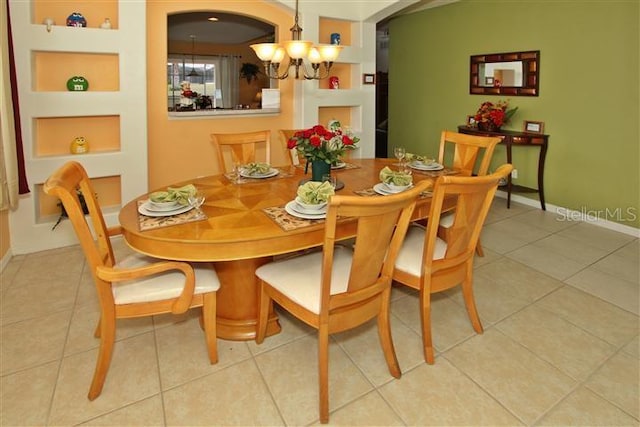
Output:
[466, 115, 476, 127]
[523, 120, 544, 134]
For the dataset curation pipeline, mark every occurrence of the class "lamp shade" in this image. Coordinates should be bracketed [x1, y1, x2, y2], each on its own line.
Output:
[272, 47, 286, 64]
[283, 40, 312, 59]
[308, 47, 322, 64]
[316, 44, 343, 62]
[250, 43, 278, 61]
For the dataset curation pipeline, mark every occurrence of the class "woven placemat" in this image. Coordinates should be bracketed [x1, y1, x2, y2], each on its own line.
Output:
[262, 206, 324, 231]
[353, 188, 433, 198]
[412, 167, 460, 177]
[137, 201, 207, 231]
[224, 166, 295, 185]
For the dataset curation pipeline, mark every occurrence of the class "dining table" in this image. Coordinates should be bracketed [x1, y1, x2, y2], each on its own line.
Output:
[118, 158, 457, 341]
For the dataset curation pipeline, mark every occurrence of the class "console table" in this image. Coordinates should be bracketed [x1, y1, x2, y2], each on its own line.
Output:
[458, 125, 549, 210]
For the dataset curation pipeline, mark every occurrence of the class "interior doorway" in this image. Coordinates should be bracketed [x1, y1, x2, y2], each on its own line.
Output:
[375, 23, 389, 158]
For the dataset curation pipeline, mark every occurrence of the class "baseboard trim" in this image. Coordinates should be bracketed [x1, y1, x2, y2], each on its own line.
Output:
[495, 190, 639, 238]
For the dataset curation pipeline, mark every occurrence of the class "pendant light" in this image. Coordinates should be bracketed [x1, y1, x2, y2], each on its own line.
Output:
[187, 35, 199, 77]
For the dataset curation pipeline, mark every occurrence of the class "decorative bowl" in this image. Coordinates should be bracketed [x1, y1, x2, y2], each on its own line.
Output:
[295, 196, 327, 211]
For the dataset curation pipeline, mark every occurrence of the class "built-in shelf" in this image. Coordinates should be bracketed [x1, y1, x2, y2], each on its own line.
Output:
[36, 175, 122, 220]
[319, 17, 352, 46]
[34, 115, 121, 157]
[34, 52, 119, 91]
[33, 1, 119, 29]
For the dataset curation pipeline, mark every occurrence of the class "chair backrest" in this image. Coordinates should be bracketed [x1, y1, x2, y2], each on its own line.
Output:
[422, 164, 513, 288]
[278, 129, 304, 165]
[438, 130, 502, 176]
[43, 161, 115, 278]
[211, 130, 271, 173]
[320, 180, 432, 318]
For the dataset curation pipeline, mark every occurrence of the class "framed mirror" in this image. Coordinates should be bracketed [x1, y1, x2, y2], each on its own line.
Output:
[470, 50, 540, 96]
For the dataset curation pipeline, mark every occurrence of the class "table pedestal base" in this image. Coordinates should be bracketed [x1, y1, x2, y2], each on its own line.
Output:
[213, 257, 281, 341]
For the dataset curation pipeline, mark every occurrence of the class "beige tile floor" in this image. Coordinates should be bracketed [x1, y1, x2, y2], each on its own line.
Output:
[1, 200, 638, 426]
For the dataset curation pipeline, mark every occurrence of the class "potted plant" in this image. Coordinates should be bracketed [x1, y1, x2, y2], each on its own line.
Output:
[240, 62, 261, 84]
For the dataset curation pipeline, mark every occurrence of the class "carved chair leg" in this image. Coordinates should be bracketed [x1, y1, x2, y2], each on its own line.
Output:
[419, 288, 435, 365]
[255, 282, 270, 344]
[377, 291, 401, 378]
[202, 292, 218, 364]
[88, 314, 116, 400]
[318, 325, 330, 424]
[461, 268, 483, 334]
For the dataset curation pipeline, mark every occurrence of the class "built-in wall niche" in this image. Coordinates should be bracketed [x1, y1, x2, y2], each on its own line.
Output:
[34, 115, 121, 157]
[319, 17, 352, 46]
[319, 106, 357, 129]
[36, 175, 122, 221]
[322, 63, 352, 90]
[33, 1, 119, 29]
[34, 52, 119, 91]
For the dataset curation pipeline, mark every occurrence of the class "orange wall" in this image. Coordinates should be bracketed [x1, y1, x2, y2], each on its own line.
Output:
[147, 1, 296, 190]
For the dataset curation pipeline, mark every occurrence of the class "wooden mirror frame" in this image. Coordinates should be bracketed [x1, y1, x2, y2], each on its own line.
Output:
[470, 50, 540, 97]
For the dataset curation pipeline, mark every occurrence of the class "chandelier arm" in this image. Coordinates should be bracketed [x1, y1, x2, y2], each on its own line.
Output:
[259, 60, 291, 80]
[302, 61, 335, 80]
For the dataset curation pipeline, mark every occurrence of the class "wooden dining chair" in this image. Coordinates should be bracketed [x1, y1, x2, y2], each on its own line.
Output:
[255, 179, 432, 424]
[393, 164, 513, 364]
[43, 161, 220, 400]
[437, 130, 502, 256]
[278, 129, 305, 165]
[210, 130, 271, 173]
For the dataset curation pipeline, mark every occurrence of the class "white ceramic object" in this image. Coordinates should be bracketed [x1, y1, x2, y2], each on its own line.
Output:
[295, 196, 327, 211]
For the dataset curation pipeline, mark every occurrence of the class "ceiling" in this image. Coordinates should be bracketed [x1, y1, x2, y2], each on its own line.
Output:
[167, 12, 274, 44]
[167, 1, 457, 44]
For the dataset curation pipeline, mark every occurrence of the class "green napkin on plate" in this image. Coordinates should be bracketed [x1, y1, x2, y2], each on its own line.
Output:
[379, 167, 412, 186]
[405, 153, 435, 164]
[150, 184, 196, 205]
[296, 181, 335, 204]
[244, 162, 271, 175]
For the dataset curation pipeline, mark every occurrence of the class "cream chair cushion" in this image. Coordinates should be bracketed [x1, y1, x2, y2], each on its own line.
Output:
[439, 212, 454, 228]
[113, 253, 220, 305]
[255, 246, 352, 314]
[394, 225, 447, 277]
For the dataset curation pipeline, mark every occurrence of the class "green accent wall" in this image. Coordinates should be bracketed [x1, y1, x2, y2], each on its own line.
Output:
[388, 0, 639, 227]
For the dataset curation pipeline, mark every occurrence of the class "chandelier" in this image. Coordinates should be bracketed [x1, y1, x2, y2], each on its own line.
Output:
[250, 0, 342, 80]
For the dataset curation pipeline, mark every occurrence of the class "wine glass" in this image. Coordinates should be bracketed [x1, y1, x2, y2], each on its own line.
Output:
[394, 146, 406, 167]
[188, 190, 205, 211]
[322, 173, 337, 190]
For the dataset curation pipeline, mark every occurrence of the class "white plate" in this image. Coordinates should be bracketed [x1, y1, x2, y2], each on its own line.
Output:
[373, 183, 414, 196]
[331, 161, 346, 170]
[410, 161, 444, 171]
[138, 201, 194, 217]
[285, 201, 326, 219]
[239, 168, 279, 179]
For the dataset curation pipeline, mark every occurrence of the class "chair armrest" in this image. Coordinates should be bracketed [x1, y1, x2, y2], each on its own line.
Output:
[96, 261, 196, 314]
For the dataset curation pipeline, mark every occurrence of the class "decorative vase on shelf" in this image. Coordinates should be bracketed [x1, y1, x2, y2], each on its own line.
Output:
[477, 121, 500, 132]
[311, 160, 331, 182]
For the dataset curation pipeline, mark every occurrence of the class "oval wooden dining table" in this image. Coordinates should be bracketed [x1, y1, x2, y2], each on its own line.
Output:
[118, 158, 455, 341]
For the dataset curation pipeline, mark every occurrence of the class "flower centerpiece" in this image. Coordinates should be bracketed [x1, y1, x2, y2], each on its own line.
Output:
[287, 121, 360, 181]
[474, 100, 518, 132]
